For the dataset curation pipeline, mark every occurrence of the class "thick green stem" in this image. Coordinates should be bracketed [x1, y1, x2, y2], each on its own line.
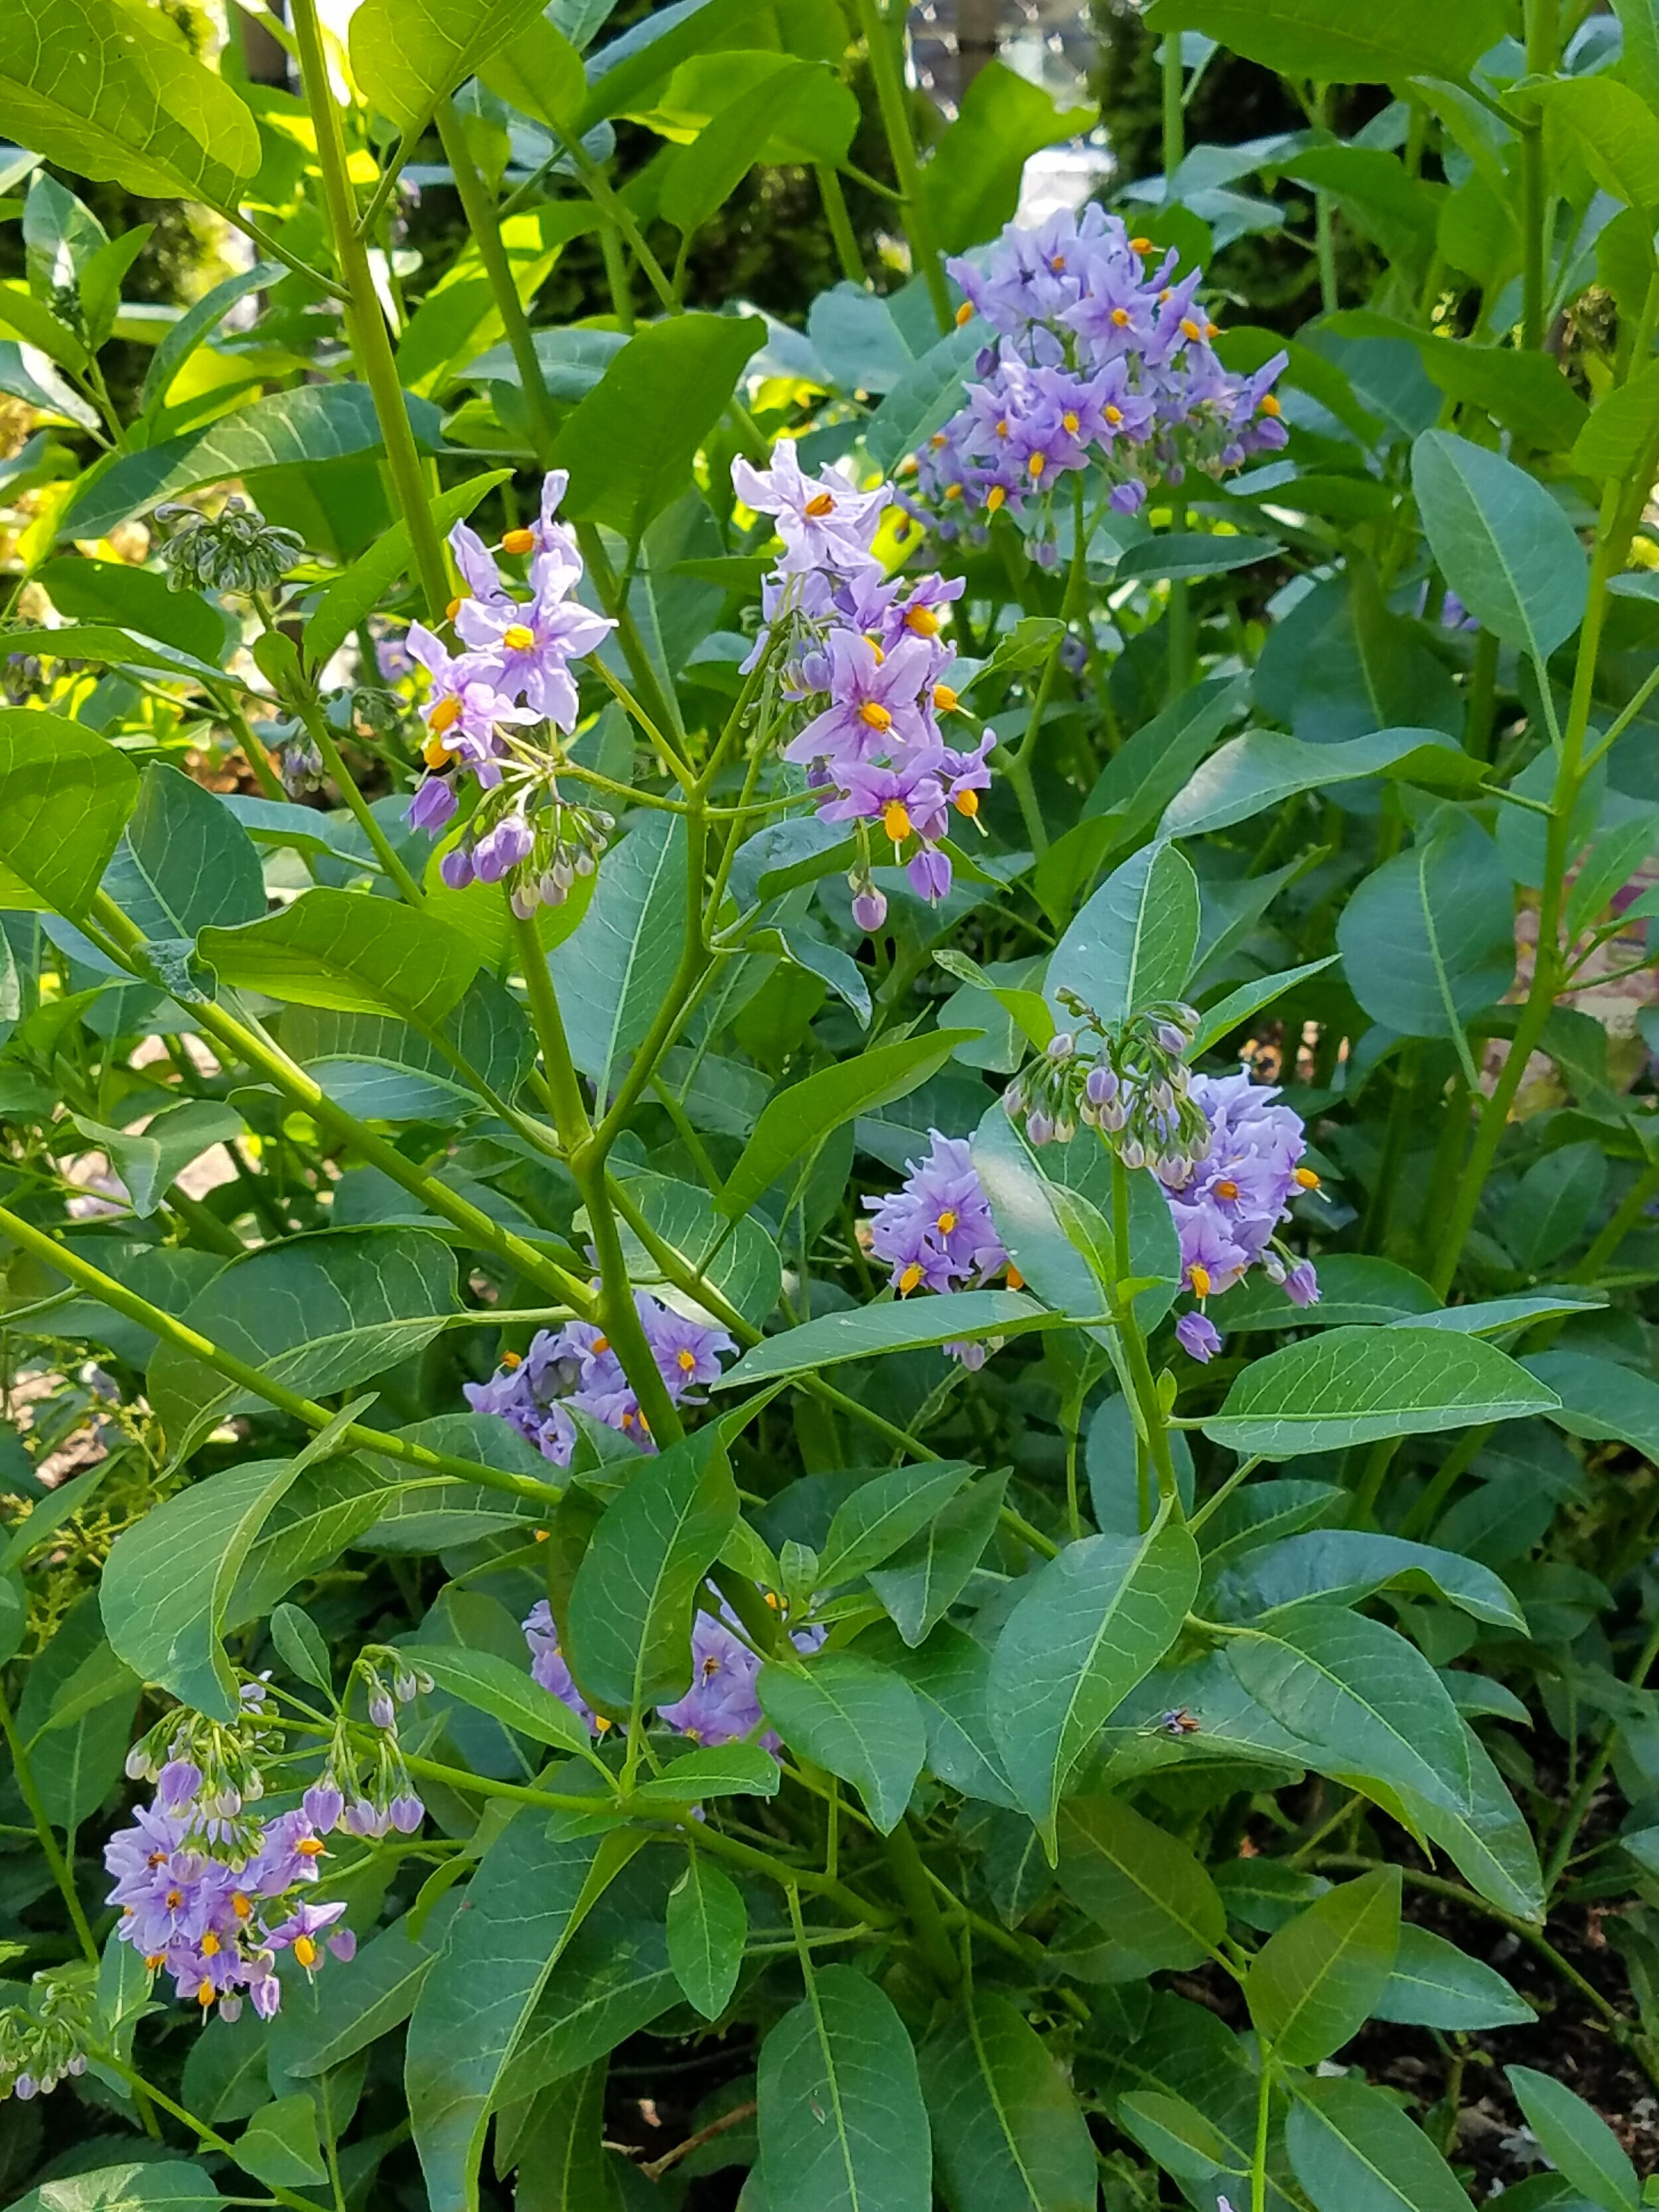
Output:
[512, 907, 593, 1151]
[881, 1817, 960, 1988]
[597, 219, 635, 331]
[0, 1684, 98, 1962]
[816, 164, 867, 286]
[852, 0, 951, 330]
[289, 0, 450, 615]
[1112, 1156, 1181, 1513]
[1520, 0, 1556, 353]
[1250, 2047, 1273, 2212]
[95, 2053, 328, 2212]
[1465, 624, 1499, 760]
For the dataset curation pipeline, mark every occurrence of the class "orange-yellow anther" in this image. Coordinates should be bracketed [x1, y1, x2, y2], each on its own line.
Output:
[1295, 1166, 1321, 1190]
[859, 699, 893, 731]
[232, 1893, 252, 1921]
[676, 1347, 697, 1373]
[297, 1836, 326, 1858]
[1181, 317, 1203, 342]
[201, 1931, 222, 1958]
[995, 416, 1009, 438]
[929, 431, 948, 449]
[595, 1714, 612, 1732]
[955, 301, 974, 326]
[899, 1262, 924, 1295]
[198, 1982, 216, 2008]
[904, 605, 940, 636]
[429, 694, 461, 735]
[501, 528, 535, 555]
[1259, 392, 1281, 417]
[293, 1935, 318, 1969]
[423, 735, 456, 771]
[166, 1889, 182, 1910]
[985, 484, 1006, 512]
[592, 1336, 609, 1355]
[1111, 307, 1131, 328]
[936, 1209, 958, 1234]
[1206, 320, 1220, 338]
[501, 1350, 522, 1368]
[804, 492, 836, 517]
[933, 684, 958, 714]
[954, 786, 979, 817]
[944, 482, 964, 501]
[1104, 404, 1123, 426]
[502, 623, 536, 651]
[1005, 1263, 1024, 1291]
[882, 800, 912, 844]
[1214, 1179, 1239, 1201]
[1189, 1264, 1212, 1299]
[1129, 236, 1153, 254]
[145, 1954, 165, 1972]
[1028, 452, 1046, 479]
[1062, 409, 1080, 433]
[446, 597, 464, 622]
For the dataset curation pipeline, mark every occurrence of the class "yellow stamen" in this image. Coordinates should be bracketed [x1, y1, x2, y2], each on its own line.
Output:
[1028, 453, 1046, 479]
[592, 1336, 609, 1354]
[1049, 253, 1066, 271]
[1129, 236, 1153, 254]
[1005, 1264, 1024, 1291]
[859, 700, 893, 731]
[676, 1347, 697, 1372]
[501, 527, 535, 555]
[145, 1954, 165, 1972]
[985, 485, 1005, 512]
[1104, 404, 1123, 426]
[1259, 392, 1281, 417]
[502, 623, 536, 650]
[200, 1931, 221, 1958]
[1189, 1264, 1211, 1299]
[198, 1982, 216, 2008]
[297, 1836, 326, 1858]
[147, 1850, 166, 1868]
[293, 1935, 318, 1969]
[594, 1714, 612, 1733]
[1111, 307, 1131, 328]
[232, 1893, 252, 1921]
[501, 1350, 522, 1368]
[1295, 1166, 1321, 1190]
[883, 799, 912, 843]
[702, 1654, 722, 1678]
[929, 432, 948, 449]
[1180, 317, 1202, 341]
[899, 1262, 924, 1295]
[1206, 320, 1220, 338]
[954, 786, 979, 818]
[904, 605, 940, 636]
[933, 684, 958, 714]
[1062, 409, 1080, 433]
[955, 301, 974, 327]
[1214, 1179, 1238, 1201]
[995, 417, 1009, 438]
[1159, 287, 1173, 302]
[936, 1209, 958, 1234]
[446, 596, 464, 621]
[422, 735, 455, 770]
[944, 482, 964, 501]
[867, 635, 885, 662]
[764, 1590, 781, 1609]
[166, 1889, 182, 1910]
[804, 492, 836, 518]
[429, 694, 461, 735]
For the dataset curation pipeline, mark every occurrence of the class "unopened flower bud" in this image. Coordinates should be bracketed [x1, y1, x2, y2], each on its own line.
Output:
[852, 887, 888, 932]
[1046, 1031, 1075, 1063]
[1085, 1064, 1118, 1108]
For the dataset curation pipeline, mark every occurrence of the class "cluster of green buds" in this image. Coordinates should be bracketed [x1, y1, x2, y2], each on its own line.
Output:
[157, 498, 303, 597]
[1006, 995, 1212, 1177]
[124, 1678, 283, 1858]
[0, 1969, 94, 2101]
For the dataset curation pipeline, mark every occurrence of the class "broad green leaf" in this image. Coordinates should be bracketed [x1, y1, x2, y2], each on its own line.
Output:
[1211, 1530, 1526, 1631]
[414, 1645, 601, 1763]
[358, 1414, 554, 1552]
[757, 1651, 926, 1832]
[1526, 1349, 1659, 1462]
[146, 1228, 458, 1461]
[1507, 2066, 1640, 2212]
[630, 1741, 782, 1803]
[869, 1471, 1010, 1648]
[350, 0, 548, 139]
[1116, 532, 1279, 583]
[757, 1963, 931, 2212]
[864, 321, 986, 471]
[228, 1455, 398, 1627]
[1211, 1254, 1441, 1332]
[666, 1850, 746, 2019]
[494, 2063, 618, 2209]
[662, 60, 856, 236]
[1573, 358, 1659, 488]
[606, 1166, 780, 1328]
[1325, 313, 1589, 450]
[38, 555, 228, 662]
[1372, 1925, 1533, 2029]
[236, 2093, 326, 2190]
[1411, 430, 1588, 663]
[1117, 2089, 1245, 2187]
[62, 383, 443, 542]
[1202, 1325, 1559, 1457]
[919, 60, 1092, 257]
[1287, 2075, 1473, 2212]
[72, 1098, 243, 1218]
[1056, 1793, 1226, 1975]
[0, 0, 258, 206]
[0, 1459, 112, 1575]
[200, 887, 480, 1027]
[100, 1410, 366, 1721]
[717, 1290, 1054, 1386]
[1246, 1869, 1400, 2064]
[817, 1459, 976, 1587]
[16, 1591, 138, 1827]
[1532, 76, 1659, 214]
[987, 1505, 1199, 1846]
[1617, 0, 1659, 117]
[406, 1810, 634, 2212]
[12, 2164, 225, 2212]
[0, 708, 137, 917]
[281, 973, 536, 1124]
[566, 1429, 739, 1714]
[918, 1989, 1098, 2212]
[719, 1028, 976, 1220]
[108, 760, 265, 942]
[1045, 840, 1198, 1029]
[303, 469, 512, 674]
[1143, 0, 1507, 86]
[1404, 1291, 1603, 1336]
[1163, 725, 1466, 839]
[555, 813, 687, 1098]
[553, 314, 763, 546]
[478, 14, 587, 134]
[0, 621, 239, 693]
[874, 1619, 1019, 1807]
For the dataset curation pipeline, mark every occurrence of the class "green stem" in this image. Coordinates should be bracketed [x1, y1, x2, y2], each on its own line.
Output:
[1542, 1609, 1659, 1896]
[1520, 0, 1556, 353]
[1250, 2045, 1273, 2212]
[1111, 1156, 1181, 1513]
[0, 1684, 98, 1963]
[512, 907, 593, 1151]
[1161, 23, 1185, 173]
[289, 0, 450, 615]
[852, 0, 951, 330]
[1314, 90, 1339, 315]
[555, 134, 677, 316]
[1574, 1159, 1659, 1282]
[305, 709, 425, 907]
[597, 219, 636, 332]
[816, 164, 867, 286]
[94, 2053, 329, 2212]
[1465, 625, 1499, 760]
[575, 522, 687, 754]
[881, 1817, 960, 1988]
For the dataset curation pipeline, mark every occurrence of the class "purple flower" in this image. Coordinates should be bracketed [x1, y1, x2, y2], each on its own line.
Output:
[783, 630, 936, 773]
[303, 1783, 344, 1832]
[851, 887, 889, 934]
[471, 810, 534, 885]
[524, 1599, 603, 1735]
[731, 443, 889, 575]
[1176, 1311, 1222, 1362]
[407, 774, 457, 833]
[657, 1611, 766, 1747]
[267, 1897, 348, 1971]
[439, 843, 475, 891]
[448, 522, 511, 607]
[455, 554, 614, 729]
[1284, 1259, 1321, 1308]
[640, 1297, 738, 1400]
[865, 1133, 1009, 1302]
[907, 846, 953, 903]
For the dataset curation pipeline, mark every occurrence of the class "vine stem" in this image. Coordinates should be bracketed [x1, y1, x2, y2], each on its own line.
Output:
[1111, 1155, 1181, 1514]
[1520, 0, 1555, 354]
[1250, 2044, 1273, 2212]
[851, 0, 951, 330]
[0, 1684, 99, 1963]
[289, 0, 450, 615]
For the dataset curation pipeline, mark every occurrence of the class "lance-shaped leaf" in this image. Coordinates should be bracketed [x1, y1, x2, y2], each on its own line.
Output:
[988, 1505, 1199, 1848]
[1246, 1869, 1400, 2064]
[1202, 1325, 1559, 1458]
[1144, 0, 1507, 86]
[630, 1741, 781, 1805]
[758, 1651, 926, 1834]
[718, 1290, 1054, 1386]
[817, 1460, 977, 1587]
[666, 1851, 746, 2020]
[0, 708, 137, 917]
[12, 2164, 226, 2212]
[199, 887, 480, 1028]
[662, 61, 857, 238]
[1372, 1925, 1533, 2030]
[349, 0, 549, 139]
[565, 1428, 739, 1715]
[1045, 839, 1198, 1029]
[758, 1964, 932, 2212]
[869, 1473, 1010, 1650]
[303, 469, 512, 676]
[1337, 812, 1515, 1037]
[555, 812, 687, 1100]
[1411, 430, 1588, 663]
[406, 1810, 637, 2212]
[1287, 2075, 1474, 2212]
[1056, 1793, 1226, 1976]
[1163, 725, 1467, 840]
[918, 1989, 1098, 2212]
[413, 1646, 603, 1765]
[1506, 2066, 1640, 2212]
[1210, 1530, 1526, 1632]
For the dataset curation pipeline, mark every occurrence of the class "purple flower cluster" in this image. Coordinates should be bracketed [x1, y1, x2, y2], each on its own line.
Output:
[908, 206, 1287, 547]
[401, 470, 616, 915]
[524, 1597, 823, 1748]
[734, 443, 992, 913]
[104, 1765, 356, 2021]
[467, 1291, 736, 1465]
[1160, 1072, 1321, 1361]
[863, 1132, 1013, 1369]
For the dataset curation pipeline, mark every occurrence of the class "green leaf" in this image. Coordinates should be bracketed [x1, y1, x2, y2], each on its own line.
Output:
[919, 60, 1093, 256]
[406, 1811, 634, 2212]
[269, 1601, 332, 1694]
[566, 1429, 739, 1714]
[199, 887, 480, 1027]
[1572, 357, 1659, 491]
[350, 0, 548, 139]
[717, 1290, 1054, 1387]
[874, 1619, 1019, 1807]
[1287, 2075, 1474, 2212]
[145, 1228, 458, 1463]
[720, 1028, 977, 1220]
[11, 2164, 225, 2212]
[869, 1472, 1010, 1648]
[72, 1098, 243, 1219]
[1203, 1324, 1559, 1457]
[38, 555, 228, 663]
[139, 261, 281, 418]
[1532, 76, 1659, 214]
[1116, 532, 1279, 583]
[415, 1645, 602, 1764]
[1055, 1793, 1226, 1975]
[666, 1850, 746, 2020]
[62, 383, 443, 543]
[818, 1461, 977, 1588]
[1143, 0, 1507, 85]
[1246, 1869, 1400, 2064]
[1373, 1924, 1534, 2029]
[0, 1460, 113, 1576]
[16, 1591, 139, 1827]
[0, 707, 137, 917]
[630, 1741, 782, 1804]
[494, 2063, 618, 2209]
[757, 1963, 932, 2212]
[1211, 1530, 1526, 1632]
[663, 60, 855, 236]
[607, 1166, 780, 1328]
[303, 470, 512, 675]
[758, 1651, 926, 1832]
[478, 13, 586, 134]
[1045, 840, 1198, 1029]
[918, 1989, 1099, 2212]
[281, 973, 535, 1124]
[1411, 430, 1589, 663]
[1118, 2089, 1246, 2187]
[1507, 2067, 1640, 2212]
[553, 314, 762, 546]
[1338, 811, 1516, 1037]
[1163, 725, 1467, 839]
[1327, 311, 1590, 451]
[987, 1505, 1199, 1847]
[555, 813, 687, 1099]
[1616, 0, 1659, 119]
[864, 321, 986, 472]
[100, 1408, 367, 1720]
[0, 621, 239, 693]
[109, 760, 266, 943]
[236, 2093, 326, 2190]
[1189, 958, 1341, 1057]
[1526, 1349, 1659, 1462]
[283, 1897, 463, 2079]
[0, 0, 258, 206]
